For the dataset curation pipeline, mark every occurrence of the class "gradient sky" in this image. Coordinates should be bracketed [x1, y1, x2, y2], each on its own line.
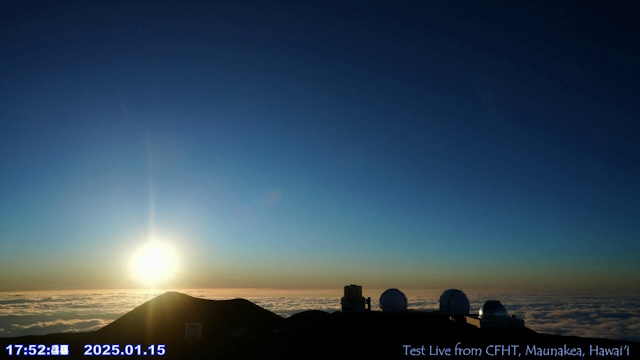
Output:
[1, 1, 639, 293]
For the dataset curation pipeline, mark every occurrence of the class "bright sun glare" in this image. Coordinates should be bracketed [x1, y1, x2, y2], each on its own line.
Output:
[131, 242, 177, 286]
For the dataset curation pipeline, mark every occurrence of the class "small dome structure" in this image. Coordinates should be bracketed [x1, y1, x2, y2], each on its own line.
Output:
[379, 288, 407, 312]
[479, 300, 508, 318]
[439, 289, 470, 315]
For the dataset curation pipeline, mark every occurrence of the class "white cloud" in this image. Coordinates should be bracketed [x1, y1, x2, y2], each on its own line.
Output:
[9, 319, 109, 336]
[0, 290, 163, 337]
[460, 293, 640, 342]
[1, 291, 638, 342]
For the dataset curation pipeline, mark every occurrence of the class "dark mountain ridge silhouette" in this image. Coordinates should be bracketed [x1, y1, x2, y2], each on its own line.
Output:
[1, 291, 637, 359]
[97, 291, 284, 343]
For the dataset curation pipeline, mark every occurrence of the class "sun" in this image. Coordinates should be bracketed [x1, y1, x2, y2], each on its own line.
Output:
[130, 241, 177, 286]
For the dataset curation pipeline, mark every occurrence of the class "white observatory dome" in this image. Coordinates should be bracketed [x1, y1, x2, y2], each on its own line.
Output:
[439, 289, 470, 315]
[479, 300, 508, 318]
[379, 288, 407, 312]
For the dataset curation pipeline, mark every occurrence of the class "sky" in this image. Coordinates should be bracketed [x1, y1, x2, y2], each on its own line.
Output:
[1, 1, 639, 293]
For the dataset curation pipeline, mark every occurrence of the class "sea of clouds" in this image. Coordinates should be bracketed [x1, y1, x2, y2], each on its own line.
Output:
[1, 290, 638, 342]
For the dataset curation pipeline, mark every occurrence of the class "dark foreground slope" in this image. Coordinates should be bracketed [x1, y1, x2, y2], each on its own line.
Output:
[1, 292, 637, 359]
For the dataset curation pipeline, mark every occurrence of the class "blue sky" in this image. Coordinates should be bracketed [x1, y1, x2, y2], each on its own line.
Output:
[1, 1, 639, 293]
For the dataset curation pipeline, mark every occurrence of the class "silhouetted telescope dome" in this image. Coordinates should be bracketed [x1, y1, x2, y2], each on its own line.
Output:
[439, 289, 470, 315]
[379, 288, 407, 312]
[479, 300, 508, 318]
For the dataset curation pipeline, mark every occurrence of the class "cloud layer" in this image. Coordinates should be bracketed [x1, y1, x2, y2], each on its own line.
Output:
[0, 290, 164, 337]
[1, 290, 638, 342]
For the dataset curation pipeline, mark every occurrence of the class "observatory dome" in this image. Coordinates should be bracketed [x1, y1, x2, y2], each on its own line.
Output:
[479, 300, 508, 318]
[379, 288, 407, 312]
[439, 289, 470, 315]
